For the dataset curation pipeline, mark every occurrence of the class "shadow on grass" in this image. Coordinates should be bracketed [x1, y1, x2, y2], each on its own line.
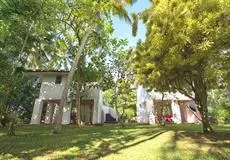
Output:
[0, 124, 164, 160]
[77, 131, 165, 160]
[159, 131, 230, 160]
[1, 124, 229, 160]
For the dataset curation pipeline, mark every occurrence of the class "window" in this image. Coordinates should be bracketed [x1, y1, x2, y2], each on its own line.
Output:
[55, 75, 62, 84]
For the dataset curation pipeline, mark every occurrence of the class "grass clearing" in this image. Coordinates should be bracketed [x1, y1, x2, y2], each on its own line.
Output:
[0, 124, 229, 160]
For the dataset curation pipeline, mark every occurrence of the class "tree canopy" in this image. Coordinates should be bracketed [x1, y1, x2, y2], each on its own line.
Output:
[103, 40, 136, 122]
[131, 0, 230, 133]
[0, 0, 137, 132]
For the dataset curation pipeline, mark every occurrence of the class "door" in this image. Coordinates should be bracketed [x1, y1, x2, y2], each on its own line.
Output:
[80, 100, 93, 124]
[40, 101, 48, 124]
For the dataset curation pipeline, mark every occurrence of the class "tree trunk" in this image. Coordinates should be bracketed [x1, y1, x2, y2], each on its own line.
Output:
[114, 79, 120, 123]
[121, 103, 125, 125]
[114, 79, 118, 113]
[76, 83, 81, 126]
[160, 104, 165, 126]
[19, 21, 34, 60]
[8, 122, 15, 136]
[194, 76, 213, 134]
[199, 96, 213, 133]
[53, 26, 94, 133]
[120, 88, 127, 127]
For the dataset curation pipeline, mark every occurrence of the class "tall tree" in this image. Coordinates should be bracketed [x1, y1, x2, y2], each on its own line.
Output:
[1, 0, 137, 132]
[0, 1, 49, 135]
[71, 37, 114, 125]
[8, 76, 41, 124]
[0, 53, 23, 135]
[103, 40, 136, 123]
[0, 0, 63, 69]
[131, 0, 230, 133]
[53, 0, 137, 132]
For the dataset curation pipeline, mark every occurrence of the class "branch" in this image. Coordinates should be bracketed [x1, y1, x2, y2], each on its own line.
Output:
[58, 18, 75, 32]
[175, 86, 195, 101]
[161, 92, 165, 101]
[0, 0, 9, 9]
[185, 104, 202, 122]
[76, 29, 82, 45]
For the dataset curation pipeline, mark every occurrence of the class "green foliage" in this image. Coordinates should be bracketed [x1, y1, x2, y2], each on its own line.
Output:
[0, 0, 62, 69]
[0, 54, 22, 128]
[131, 13, 138, 37]
[0, 52, 40, 127]
[0, 54, 21, 105]
[111, 0, 137, 23]
[103, 89, 114, 107]
[1, 112, 20, 125]
[71, 37, 118, 96]
[131, 0, 230, 132]
[0, 0, 136, 71]
[117, 80, 137, 120]
[7, 76, 40, 123]
[132, 0, 230, 92]
[208, 88, 230, 124]
[103, 83, 137, 120]
[103, 40, 136, 121]
[1, 0, 136, 129]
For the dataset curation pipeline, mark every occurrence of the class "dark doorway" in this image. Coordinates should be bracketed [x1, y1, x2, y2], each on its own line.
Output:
[71, 100, 94, 124]
[80, 100, 93, 124]
[40, 101, 48, 124]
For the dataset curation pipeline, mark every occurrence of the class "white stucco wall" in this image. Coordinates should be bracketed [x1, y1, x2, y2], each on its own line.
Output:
[136, 85, 198, 124]
[82, 88, 102, 124]
[44, 103, 55, 124]
[39, 75, 68, 100]
[101, 105, 118, 123]
[62, 102, 71, 124]
[30, 99, 44, 124]
[171, 100, 182, 124]
[30, 72, 104, 125]
[136, 86, 154, 123]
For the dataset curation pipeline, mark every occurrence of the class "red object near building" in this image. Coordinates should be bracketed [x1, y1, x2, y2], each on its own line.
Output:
[162, 115, 174, 123]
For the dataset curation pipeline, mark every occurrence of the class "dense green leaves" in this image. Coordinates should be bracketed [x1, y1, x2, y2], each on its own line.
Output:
[103, 40, 136, 121]
[131, 0, 230, 132]
[132, 0, 230, 99]
[1, 0, 136, 129]
[208, 88, 230, 124]
[0, 53, 40, 127]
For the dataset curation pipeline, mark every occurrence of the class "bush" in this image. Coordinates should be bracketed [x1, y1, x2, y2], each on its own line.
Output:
[0, 111, 20, 136]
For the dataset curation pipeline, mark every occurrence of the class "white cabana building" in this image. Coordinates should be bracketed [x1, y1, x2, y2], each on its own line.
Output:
[28, 70, 117, 125]
[136, 86, 201, 124]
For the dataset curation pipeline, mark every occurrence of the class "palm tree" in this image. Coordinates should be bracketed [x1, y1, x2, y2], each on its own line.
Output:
[54, 0, 137, 133]
[111, 0, 137, 23]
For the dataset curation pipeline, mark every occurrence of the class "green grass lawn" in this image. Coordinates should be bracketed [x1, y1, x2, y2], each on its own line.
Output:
[0, 124, 229, 160]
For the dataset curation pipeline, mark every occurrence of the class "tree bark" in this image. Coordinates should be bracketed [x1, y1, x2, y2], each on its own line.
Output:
[76, 83, 81, 126]
[121, 95, 126, 126]
[20, 21, 34, 55]
[199, 95, 213, 133]
[193, 75, 213, 133]
[8, 122, 15, 136]
[53, 26, 94, 133]
[114, 79, 120, 123]
[114, 79, 118, 113]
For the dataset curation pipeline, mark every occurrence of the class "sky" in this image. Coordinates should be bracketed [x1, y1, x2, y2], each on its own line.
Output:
[112, 0, 151, 47]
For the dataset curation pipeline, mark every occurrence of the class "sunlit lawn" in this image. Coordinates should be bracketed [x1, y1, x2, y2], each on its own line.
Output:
[0, 124, 229, 160]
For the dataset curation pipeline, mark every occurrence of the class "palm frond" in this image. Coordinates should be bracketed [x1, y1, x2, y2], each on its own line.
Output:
[131, 12, 138, 36]
[112, 1, 131, 23]
[122, 0, 137, 5]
